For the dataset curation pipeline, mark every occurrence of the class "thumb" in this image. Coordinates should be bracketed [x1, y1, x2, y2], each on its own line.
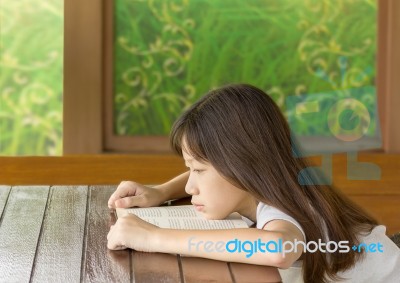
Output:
[115, 196, 144, 208]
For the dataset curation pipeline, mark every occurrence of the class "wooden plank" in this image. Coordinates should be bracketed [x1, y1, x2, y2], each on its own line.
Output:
[377, 0, 389, 151]
[132, 252, 181, 282]
[377, 0, 400, 152]
[349, 195, 400, 235]
[229, 263, 282, 283]
[64, 0, 103, 154]
[0, 186, 49, 282]
[0, 155, 185, 185]
[331, 154, 400, 195]
[0, 185, 11, 221]
[82, 185, 131, 282]
[0, 154, 399, 195]
[30, 186, 88, 282]
[180, 256, 233, 282]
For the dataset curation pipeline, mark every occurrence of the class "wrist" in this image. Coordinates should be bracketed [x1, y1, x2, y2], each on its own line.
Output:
[151, 227, 164, 252]
[152, 228, 179, 254]
[154, 185, 171, 202]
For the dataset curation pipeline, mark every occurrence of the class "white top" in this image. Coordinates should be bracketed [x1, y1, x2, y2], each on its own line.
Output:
[332, 225, 400, 283]
[256, 202, 306, 240]
[256, 202, 400, 283]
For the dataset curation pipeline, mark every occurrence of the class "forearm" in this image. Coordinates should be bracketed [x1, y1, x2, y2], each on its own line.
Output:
[154, 171, 190, 201]
[152, 228, 300, 268]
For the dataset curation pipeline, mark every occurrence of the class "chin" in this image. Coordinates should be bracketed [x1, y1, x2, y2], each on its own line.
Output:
[203, 214, 218, 220]
[202, 211, 229, 220]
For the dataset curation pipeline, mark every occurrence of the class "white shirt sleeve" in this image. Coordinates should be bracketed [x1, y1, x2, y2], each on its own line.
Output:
[256, 202, 306, 241]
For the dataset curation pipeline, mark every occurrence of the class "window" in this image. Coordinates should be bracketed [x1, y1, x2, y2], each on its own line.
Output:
[0, 0, 63, 155]
[64, 0, 400, 154]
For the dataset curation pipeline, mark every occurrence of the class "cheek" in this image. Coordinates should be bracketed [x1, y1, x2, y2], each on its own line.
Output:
[207, 188, 228, 206]
[200, 174, 243, 217]
[204, 193, 238, 219]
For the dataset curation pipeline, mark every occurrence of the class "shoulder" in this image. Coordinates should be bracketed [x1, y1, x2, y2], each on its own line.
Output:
[256, 202, 306, 241]
[256, 202, 306, 267]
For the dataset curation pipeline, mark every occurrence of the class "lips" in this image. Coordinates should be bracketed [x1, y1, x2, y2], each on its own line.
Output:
[191, 201, 205, 211]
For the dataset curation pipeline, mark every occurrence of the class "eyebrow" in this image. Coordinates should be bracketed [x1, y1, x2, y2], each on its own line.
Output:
[184, 159, 193, 167]
[182, 152, 206, 164]
[184, 158, 208, 167]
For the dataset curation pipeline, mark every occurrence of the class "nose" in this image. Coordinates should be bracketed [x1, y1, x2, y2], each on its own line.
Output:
[185, 174, 199, 195]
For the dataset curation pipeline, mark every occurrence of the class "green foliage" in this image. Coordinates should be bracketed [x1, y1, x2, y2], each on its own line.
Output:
[0, 0, 63, 155]
[114, 0, 377, 137]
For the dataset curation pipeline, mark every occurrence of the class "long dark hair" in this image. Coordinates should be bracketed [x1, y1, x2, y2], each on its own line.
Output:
[170, 84, 378, 283]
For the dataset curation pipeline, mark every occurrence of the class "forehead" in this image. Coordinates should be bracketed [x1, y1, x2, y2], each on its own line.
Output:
[182, 148, 195, 162]
[181, 137, 208, 164]
[181, 139, 194, 160]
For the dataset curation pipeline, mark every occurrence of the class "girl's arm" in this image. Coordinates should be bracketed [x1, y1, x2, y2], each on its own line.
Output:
[108, 171, 190, 208]
[107, 214, 304, 268]
[154, 171, 191, 201]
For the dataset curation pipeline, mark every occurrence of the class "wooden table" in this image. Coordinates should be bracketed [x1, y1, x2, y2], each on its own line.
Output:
[0, 185, 281, 283]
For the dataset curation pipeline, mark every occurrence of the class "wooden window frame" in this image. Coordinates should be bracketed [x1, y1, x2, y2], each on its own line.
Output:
[102, 0, 169, 153]
[63, 0, 400, 154]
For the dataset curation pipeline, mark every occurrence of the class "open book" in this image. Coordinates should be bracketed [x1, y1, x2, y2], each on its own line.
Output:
[116, 205, 250, 229]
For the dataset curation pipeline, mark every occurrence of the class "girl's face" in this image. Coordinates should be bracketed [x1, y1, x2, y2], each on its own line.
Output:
[182, 148, 256, 221]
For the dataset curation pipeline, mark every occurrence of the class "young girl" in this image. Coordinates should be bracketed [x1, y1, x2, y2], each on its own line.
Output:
[107, 84, 400, 282]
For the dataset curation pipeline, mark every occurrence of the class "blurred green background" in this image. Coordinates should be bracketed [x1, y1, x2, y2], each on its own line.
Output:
[0, 0, 63, 155]
[0, 0, 377, 155]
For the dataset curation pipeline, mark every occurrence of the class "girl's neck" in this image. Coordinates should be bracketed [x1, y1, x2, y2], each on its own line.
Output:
[237, 196, 258, 222]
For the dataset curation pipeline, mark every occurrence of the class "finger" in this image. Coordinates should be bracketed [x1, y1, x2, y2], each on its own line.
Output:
[107, 233, 125, 250]
[108, 181, 127, 204]
[111, 245, 127, 250]
[108, 181, 132, 208]
[107, 225, 115, 240]
[115, 195, 146, 208]
[108, 193, 120, 208]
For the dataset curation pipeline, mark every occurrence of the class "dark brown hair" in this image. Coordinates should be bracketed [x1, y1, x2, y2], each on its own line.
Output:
[170, 84, 378, 283]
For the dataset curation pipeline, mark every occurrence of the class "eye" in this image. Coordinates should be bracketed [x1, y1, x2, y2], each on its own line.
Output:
[192, 169, 203, 174]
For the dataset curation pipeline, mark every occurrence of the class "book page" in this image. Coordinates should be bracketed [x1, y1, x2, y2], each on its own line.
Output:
[116, 205, 248, 229]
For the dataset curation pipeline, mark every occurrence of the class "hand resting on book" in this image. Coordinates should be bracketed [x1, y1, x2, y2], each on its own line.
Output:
[107, 213, 160, 252]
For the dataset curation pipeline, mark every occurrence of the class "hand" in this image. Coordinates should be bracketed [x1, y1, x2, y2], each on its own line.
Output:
[108, 181, 166, 209]
[107, 214, 159, 252]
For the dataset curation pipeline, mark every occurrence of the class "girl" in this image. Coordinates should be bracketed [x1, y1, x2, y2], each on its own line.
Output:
[107, 84, 400, 282]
